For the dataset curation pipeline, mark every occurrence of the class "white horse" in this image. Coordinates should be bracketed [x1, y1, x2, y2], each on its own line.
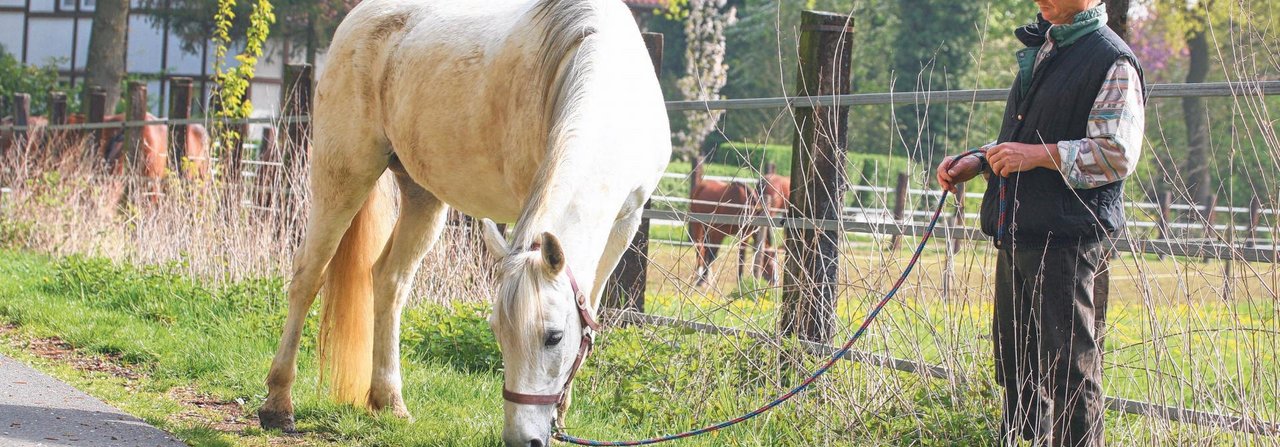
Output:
[257, 0, 671, 445]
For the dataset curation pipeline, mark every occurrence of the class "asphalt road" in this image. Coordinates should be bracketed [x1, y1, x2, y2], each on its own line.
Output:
[0, 353, 185, 447]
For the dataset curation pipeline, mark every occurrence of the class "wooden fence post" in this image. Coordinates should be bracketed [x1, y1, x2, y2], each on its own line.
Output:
[86, 88, 106, 164]
[10, 93, 30, 158]
[780, 10, 853, 344]
[223, 85, 251, 182]
[1157, 191, 1172, 239]
[1204, 193, 1219, 239]
[45, 91, 67, 157]
[48, 92, 67, 124]
[1156, 191, 1172, 259]
[282, 64, 313, 178]
[168, 77, 193, 177]
[124, 82, 147, 172]
[256, 126, 279, 208]
[1247, 195, 1261, 248]
[890, 172, 909, 250]
[603, 31, 663, 312]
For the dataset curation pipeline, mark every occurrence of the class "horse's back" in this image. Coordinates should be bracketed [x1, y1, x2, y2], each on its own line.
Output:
[691, 180, 758, 238]
[319, 0, 663, 221]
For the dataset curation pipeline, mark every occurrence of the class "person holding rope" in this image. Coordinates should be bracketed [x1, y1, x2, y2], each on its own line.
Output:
[936, 0, 1145, 445]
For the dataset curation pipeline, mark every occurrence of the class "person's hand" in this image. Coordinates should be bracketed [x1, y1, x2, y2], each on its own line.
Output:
[986, 142, 1058, 177]
[936, 155, 983, 194]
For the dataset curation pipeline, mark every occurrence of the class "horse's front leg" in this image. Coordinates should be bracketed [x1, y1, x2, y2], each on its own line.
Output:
[369, 179, 448, 418]
[261, 154, 388, 431]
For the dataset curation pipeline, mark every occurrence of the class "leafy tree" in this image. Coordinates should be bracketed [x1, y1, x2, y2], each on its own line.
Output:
[890, 0, 983, 163]
[1147, 0, 1279, 206]
[1105, 0, 1132, 40]
[84, 0, 130, 113]
[719, 0, 854, 144]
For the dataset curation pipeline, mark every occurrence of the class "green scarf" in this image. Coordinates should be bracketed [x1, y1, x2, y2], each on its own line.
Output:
[1015, 3, 1109, 96]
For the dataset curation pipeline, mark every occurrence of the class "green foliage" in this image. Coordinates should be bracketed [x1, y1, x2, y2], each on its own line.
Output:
[710, 141, 795, 173]
[211, 0, 275, 121]
[402, 303, 501, 374]
[0, 45, 67, 116]
[891, 0, 985, 162]
[580, 328, 781, 424]
[0, 215, 33, 250]
[660, 0, 688, 20]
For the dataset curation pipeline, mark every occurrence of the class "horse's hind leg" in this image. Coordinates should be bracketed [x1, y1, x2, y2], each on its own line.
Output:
[260, 134, 390, 431]
[368, 169, 448, 417]
[701, 234, 723, 287]
[690, 222, 709, 287]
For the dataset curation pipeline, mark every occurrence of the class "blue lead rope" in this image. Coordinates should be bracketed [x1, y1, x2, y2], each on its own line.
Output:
[553, 149, 988, 446]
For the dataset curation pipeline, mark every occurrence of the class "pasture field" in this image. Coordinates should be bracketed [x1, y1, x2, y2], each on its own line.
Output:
[0, 243, 1275, 446]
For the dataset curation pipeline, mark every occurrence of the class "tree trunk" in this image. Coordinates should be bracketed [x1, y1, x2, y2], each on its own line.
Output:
[84, 0, 130, 114]
[1183, 26, 1212, 206]
[1104, 0, 1130, 41]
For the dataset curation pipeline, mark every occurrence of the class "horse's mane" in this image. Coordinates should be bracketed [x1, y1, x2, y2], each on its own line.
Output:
[495, 0, 608, 360]
[509, 0, 602, 249]
[492, 248, 555, 368]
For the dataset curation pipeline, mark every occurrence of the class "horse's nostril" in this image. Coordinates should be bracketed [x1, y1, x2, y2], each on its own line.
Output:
[528, 440, 544, 447]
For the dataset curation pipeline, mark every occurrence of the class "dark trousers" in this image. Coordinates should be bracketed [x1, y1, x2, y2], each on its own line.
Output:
[994, 241, 1107, 446]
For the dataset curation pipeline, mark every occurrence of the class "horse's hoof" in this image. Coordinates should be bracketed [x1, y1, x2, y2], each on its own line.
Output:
[258, 408, 297, 432]
[370, 393, 414, 421]
[391, 405, 415, 421]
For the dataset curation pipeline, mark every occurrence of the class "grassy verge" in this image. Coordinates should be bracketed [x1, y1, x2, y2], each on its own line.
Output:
[0, 250, 999, 445]
[0, 249, 1273, 445]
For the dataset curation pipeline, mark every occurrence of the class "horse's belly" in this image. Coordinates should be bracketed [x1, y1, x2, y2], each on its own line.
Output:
[393, 144, 527, 222]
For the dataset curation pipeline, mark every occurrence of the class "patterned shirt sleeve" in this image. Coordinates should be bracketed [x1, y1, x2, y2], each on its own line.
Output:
[1056, 58, 1145, 189]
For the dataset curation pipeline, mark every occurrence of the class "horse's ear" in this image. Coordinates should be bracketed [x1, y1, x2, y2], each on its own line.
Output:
[481, 219, 508, 261]
[539, 232, 566, 276]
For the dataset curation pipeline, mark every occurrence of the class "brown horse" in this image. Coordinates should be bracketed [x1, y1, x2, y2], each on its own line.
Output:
[754, 170, 789, 284]
[2, 113, 210, 179]
[687, 158, 790, 287]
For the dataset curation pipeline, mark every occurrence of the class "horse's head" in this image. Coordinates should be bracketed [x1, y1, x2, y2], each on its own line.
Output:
[481, 219, 595, 447]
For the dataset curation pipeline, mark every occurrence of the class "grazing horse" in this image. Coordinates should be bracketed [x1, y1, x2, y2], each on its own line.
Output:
[687, 160, 790, 287]
[2, 113, 210, 179]
[257, 1, 670, 445]
[88, 114, 211, 180]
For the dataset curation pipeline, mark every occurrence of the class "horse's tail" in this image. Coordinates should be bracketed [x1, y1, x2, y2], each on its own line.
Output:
[319, 174, 396, 406]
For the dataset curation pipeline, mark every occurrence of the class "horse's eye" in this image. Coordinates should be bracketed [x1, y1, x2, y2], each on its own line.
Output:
[544, 330, 564, 347]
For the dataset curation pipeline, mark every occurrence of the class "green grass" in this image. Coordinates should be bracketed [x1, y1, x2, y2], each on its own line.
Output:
[0, 250, 1000, 445]
[0, 249, 1274, 445]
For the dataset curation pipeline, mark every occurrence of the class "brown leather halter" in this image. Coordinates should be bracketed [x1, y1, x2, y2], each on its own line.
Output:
[501, 244, 602, 424]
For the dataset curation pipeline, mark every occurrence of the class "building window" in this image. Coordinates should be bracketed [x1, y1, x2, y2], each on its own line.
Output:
[62, 0, 95, 10]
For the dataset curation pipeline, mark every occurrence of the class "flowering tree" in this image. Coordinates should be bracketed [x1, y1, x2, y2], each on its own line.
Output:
[673, 0, 738, 160]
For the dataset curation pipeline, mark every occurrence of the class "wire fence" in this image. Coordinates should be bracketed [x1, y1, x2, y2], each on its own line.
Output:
[2, 60, 1279, 443]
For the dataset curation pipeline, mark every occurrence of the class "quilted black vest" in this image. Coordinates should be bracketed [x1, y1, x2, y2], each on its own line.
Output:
[979, 25, 1144, 247]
